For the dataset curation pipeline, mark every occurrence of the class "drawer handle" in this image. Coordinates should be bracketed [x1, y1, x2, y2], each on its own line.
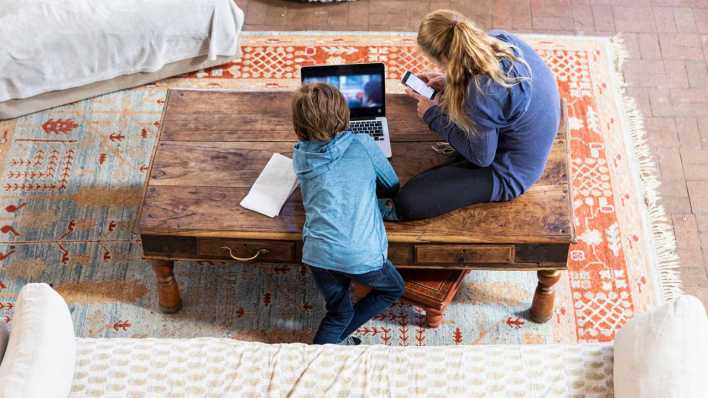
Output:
[221, 246, 270, 262]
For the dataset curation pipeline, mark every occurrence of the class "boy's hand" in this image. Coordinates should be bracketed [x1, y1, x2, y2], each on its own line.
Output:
[405, 88, 438, 119]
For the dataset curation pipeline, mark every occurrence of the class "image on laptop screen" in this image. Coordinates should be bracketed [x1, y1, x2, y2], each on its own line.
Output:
[302, 74, 383, 109]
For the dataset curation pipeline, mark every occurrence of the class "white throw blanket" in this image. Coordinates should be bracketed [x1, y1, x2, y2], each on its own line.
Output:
[0, 0, 244, 102]
[70, 338, 614, 397]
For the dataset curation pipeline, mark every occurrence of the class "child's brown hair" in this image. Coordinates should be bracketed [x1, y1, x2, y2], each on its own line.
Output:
[292, 83, 350, 141]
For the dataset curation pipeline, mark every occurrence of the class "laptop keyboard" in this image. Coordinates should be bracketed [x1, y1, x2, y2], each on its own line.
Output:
[350, 120, 384, 141]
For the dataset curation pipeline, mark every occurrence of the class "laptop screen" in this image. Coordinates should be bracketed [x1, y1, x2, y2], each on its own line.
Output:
[300, 63, 385, 119]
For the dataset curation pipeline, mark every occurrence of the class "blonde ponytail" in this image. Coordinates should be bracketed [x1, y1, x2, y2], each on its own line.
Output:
[417, 10, 530, 133]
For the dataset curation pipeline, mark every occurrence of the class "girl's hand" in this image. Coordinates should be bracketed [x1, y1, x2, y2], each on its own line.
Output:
[418, 71, 446, 92]
[405, 88, 438, 119]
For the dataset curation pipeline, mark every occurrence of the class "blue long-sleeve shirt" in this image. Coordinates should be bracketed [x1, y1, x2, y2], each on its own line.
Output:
[293, 132, 399, 274]
[422, 30, 560, 201]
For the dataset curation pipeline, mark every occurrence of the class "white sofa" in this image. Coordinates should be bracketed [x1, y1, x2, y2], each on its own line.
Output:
[0, 0, 244, 119]
[0, 284, 706, 398]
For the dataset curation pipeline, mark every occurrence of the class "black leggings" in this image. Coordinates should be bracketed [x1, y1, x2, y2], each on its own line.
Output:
[394, 157, 495, 221]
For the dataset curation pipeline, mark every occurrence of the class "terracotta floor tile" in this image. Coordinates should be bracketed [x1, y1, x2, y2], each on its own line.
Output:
[688, 181, 708, 213]
[701, 231, 708, 249]
[677, 247, 707, 268]
[674, 7, 697, 32]
[347, 1, 370, 28]
[572, 4, 595, 31]
[533, 15, 577, 30]
[661, 179, 691, 198]
[673, 214, 702, 249]
[698, 118, 708, 147]
[653, 6, 678, 32]
[695, 8, 708, 33]
[657, 146, 686, 180]
[681, 147, 708, 164]
[650, 0, 695, 6]
[669, 87, 708, 117]
[685, 59, 708, 88]
[659, 32, 704, 60]
[685, 163, 708, 181]
[531, 0, 573, 17]
[510, 0, 534, 30]
[493, 1, 515, 28]
[368, 0, 410, 30]
[613, 0, 653, 5]
[430, 0, 452, 11]
[638, 33, 663, 59]
[625, 86, 653, 115]
[648, 87, 674, 116]
[325, 4, 350, 27]
[681, 148, 708, 180]
[450, 0, 493, 17]
[623, 59, 664, 86]
[646, 117, 680, 148]
[697, 214, 708, 231]
[246, 1, 269, 25]
[613, 6, 656, 32]
[662, 194, 694, 214]
[592, 4, 615, 32]
[267, 4, 290, 27]
[675, 117, 702, 148]
[680, 266, 708, 288]
[663, 59, 690, 87]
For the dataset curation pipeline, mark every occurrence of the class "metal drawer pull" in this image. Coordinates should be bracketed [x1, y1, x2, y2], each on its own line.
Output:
[221, 246, 269, 262]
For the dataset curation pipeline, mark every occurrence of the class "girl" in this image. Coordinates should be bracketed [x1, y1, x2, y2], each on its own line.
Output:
[393, 9, 561, 220]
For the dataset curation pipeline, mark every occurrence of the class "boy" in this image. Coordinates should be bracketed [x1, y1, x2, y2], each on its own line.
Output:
[292, 83, 405, 345]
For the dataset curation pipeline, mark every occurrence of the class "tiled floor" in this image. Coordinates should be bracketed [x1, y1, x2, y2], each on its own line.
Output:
[235, 0, 708, 307]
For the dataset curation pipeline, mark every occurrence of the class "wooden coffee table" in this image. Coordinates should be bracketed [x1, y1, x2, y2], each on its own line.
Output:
[138, 89, 573, 326]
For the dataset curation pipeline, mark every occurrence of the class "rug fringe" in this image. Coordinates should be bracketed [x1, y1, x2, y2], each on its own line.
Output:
[609, 35, 683, 303]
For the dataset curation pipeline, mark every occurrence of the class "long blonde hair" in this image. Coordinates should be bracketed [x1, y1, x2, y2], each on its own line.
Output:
[417, 10, 530, 133]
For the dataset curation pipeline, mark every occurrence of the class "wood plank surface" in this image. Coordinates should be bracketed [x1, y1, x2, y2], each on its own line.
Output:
[149, 133, 567, 188]
[140, 89, 573, 244]
[140, 185, 571, 243]
[162, 90, 442, 142]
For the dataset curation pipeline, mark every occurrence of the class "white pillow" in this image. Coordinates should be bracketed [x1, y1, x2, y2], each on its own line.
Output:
[0, 283, 76, 398]
[614, 295, 708, 398]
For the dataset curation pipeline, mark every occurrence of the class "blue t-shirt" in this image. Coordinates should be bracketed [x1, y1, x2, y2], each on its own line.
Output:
[293, 132, 400, 274]
[422, 30, 561, 201]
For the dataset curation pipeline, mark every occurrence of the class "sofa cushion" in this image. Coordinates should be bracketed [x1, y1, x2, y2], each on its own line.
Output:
[0, 0, 244, 105]
[0, 283, 76, 398]
[614, 295, 708, 398]
[70, 338, 614, 397]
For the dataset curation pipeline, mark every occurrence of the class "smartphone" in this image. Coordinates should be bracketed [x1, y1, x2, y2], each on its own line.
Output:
[401, 71, 437, 100]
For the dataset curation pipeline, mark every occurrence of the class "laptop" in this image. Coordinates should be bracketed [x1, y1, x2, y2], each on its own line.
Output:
[300, 63, 392, 158]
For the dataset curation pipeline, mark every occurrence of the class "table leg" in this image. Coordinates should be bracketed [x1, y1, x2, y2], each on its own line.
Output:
[426, 308, 444, 328]
[530, 270, 561, 323]
[150, 259, 182, 313]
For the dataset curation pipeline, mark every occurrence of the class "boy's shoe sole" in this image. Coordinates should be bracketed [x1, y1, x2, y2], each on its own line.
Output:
[339, 336, 362, 346]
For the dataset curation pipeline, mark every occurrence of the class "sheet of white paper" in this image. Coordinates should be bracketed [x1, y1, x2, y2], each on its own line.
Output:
[240, 153, 298, 218]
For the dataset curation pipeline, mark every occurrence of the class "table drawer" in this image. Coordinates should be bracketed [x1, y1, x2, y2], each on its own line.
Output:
[198, 238, 296, 262]
[415, 245, 514, 264]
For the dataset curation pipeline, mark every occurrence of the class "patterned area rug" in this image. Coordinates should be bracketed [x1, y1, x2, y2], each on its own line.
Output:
[0, 32, 679, 345]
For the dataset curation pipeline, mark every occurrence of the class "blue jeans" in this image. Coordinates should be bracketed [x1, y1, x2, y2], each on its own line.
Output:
[309, 260, 405, 344]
